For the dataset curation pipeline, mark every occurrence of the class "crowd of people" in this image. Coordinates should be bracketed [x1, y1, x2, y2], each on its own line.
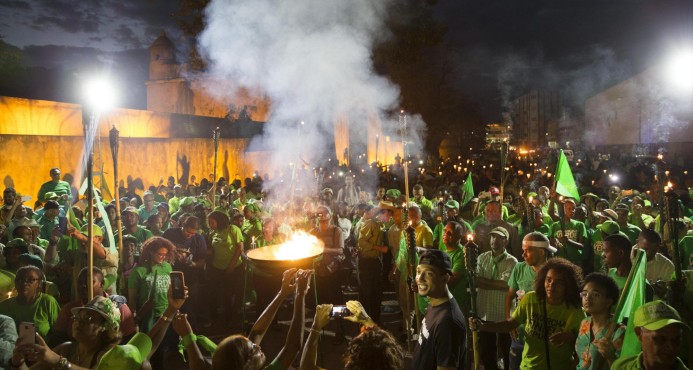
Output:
[0, 145, 691, 370]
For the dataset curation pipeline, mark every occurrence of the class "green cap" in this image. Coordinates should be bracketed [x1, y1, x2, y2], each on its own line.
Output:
[81, 224, 103, 237]
[97, 332, 152, 369]
[444, 200, 459, 209]
[42, 192, 60, 201]
[180, 197, 195, 207]
[385, 189, 401, 199]
[634, 300, 689, 331]
[7, 238, 28, 249]
[19, 253, 44, 270]
[598, 220, 620, 236]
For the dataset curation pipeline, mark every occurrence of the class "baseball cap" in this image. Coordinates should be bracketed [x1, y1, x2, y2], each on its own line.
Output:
[634, 300, 689, 331]
[489, 187, 500, 195]
[44, 200, 60, 210]
[490, 226, 510, 240]
[42, 192, 60, 201]
[98, 332, 152, 370]
[156, 202, 169, 211]
[594, 209, 618, 221]
[122, 206, 138, 215]
[444, 200, 460, 209]
[72, 296, 121, 330]
[19, 254, 44, 270]
[180, 197, 195, 207]
[418, 249, 453, 274]
[385, 189, 401, 199]
[81, 224, 103, 237]
[598, 220, 620, 236]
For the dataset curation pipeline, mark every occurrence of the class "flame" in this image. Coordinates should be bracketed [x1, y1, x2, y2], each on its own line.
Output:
[467, 233, 474, 242]
[274, 231, 324, 260]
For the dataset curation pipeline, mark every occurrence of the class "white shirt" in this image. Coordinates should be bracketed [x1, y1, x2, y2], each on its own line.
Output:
[646, 253, 675, 283]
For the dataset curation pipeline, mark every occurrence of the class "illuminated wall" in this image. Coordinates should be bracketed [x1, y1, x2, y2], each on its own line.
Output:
[0, 96, 271, 200]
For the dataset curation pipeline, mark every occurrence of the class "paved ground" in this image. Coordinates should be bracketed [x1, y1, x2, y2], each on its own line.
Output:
[164, 287, 414, 369]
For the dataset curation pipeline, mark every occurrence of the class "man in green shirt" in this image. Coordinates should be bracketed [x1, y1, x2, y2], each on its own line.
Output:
[550, 198, 587, 266]
[410, 184, 434, 224]
[441, 221, 470, 315]
[37, 168, 72, 207]
[615, 204, 642, 245]
[612, 300, 690, 370]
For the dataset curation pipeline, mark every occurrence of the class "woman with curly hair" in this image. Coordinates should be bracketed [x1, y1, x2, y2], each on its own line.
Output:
[127, 237, 175, 332]
[300, 301, 404, 370]
[471, 256, 585, 370]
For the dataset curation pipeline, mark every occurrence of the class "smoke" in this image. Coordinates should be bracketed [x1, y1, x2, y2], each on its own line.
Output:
[198, 0, 424, 199]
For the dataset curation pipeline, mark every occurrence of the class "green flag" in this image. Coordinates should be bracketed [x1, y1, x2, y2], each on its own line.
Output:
[460, 173, 474, 207]
[554, 150, 580, 200]
[614, 249, 646, 357]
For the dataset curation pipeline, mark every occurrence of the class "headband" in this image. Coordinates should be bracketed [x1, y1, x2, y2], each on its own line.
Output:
[523, 240, 549, 249]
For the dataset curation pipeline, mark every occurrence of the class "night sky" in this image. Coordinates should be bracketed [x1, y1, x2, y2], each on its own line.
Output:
[1, 0, 691, 123]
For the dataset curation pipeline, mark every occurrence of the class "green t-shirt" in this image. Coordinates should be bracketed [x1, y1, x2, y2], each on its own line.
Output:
[612, 353, 689, 370]
[608, 268, 628, 291]
[0, 293, 60, 338]
[128, 263, 172, 322]
[620, 223, 642, 245]
[508, 262, 537, 294]
[511, 291, 585, 370]
[591, 231, 605, 273]
[211, 225, 243, 270]
[550, 219, 587, 265]
[446, 245, 470, 312]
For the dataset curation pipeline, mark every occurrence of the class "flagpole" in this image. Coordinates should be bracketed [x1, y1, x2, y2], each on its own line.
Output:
[109, 126, 123, 258]
[82, 108, 95, 301]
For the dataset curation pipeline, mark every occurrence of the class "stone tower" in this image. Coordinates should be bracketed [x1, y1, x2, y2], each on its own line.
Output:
[146, 31, 194, 114]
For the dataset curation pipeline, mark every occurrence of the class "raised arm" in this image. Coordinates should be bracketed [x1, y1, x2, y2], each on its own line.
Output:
[272, 269, 310, 370]
[248, 268, 298, 345]
[300, 304, 331, 370]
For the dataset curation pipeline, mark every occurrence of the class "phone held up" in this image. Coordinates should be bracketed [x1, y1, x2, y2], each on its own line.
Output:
[19, 322, 36, 344]
[170, 271, 185, 299]
[330, 305, 351, 318]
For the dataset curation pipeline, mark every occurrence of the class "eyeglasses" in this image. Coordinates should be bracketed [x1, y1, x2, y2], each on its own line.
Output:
[16, 278, 40, 284]
[155, 252, 169, 258]
[580, 291, 605, 300]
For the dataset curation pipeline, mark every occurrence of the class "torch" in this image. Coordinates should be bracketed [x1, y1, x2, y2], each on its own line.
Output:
[400, 111, 422, 342]
[109, 126, 124, 262]
[656, 153, 666, 232]
[212, 127, 221, 209]
[464, 234, 481, 370]
[664, 189, 683, 306]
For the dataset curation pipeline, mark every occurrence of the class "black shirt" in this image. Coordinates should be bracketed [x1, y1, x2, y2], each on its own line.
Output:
[413, 297, 467, 370]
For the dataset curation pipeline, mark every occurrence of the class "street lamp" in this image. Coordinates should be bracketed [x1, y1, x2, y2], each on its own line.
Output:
[664, 47, 693, 93]
[81, 76, 117, 301]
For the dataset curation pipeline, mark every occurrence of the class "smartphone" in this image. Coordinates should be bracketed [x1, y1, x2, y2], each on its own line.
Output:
[330, 305, 351, 318]
[170, 271, 185, 299]
[19, 322, 35, 344]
